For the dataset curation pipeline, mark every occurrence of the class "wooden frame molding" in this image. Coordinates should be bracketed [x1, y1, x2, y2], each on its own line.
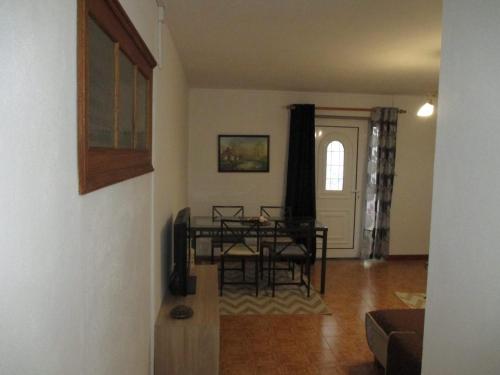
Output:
[78, 0, 157, 194]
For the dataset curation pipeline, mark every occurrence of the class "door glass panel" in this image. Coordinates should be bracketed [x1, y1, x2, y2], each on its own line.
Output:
[118, 51, 134, 148]
[135, 72, 148, 150]
[88, 17, 115, 148]
[325, 140, 344, 191]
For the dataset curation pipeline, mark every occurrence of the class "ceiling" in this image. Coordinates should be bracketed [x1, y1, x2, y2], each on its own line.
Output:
[165, 0, 442, 95]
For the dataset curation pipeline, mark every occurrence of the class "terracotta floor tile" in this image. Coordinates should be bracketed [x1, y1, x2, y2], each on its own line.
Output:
[339, 362, 384, 375]
[275, 350, 310, 366]
[221, 363, 257, 375]
[253, 352, 278, 367]
[314, 365, 344, 375]
[280, 364, 316, 375]
[220, 259, 427, 375]
[300, 336, 332, 351]
[307, 350, 337, 367]
[255, 365, 285, 375]
[222, 350, 255, 364]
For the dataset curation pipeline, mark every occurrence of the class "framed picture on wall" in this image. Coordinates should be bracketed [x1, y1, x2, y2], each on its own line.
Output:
[218, 135, 270, 172]
[77, 0, 157, 194]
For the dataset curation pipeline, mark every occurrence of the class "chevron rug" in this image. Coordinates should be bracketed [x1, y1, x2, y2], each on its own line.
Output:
[395, 292, 427, 309]
[219, 263, 330, 315]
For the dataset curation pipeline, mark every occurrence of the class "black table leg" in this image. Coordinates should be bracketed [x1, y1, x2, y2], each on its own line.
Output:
[191, 230, 198, 263]
[320, 228, 328, 294]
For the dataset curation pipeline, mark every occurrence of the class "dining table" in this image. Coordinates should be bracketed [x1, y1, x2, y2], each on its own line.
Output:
[189, 216, 329, 294]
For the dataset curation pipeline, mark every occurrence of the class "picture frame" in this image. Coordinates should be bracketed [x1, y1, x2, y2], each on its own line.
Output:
[218, 135, 270, 172]
[77, 0, 157, 194]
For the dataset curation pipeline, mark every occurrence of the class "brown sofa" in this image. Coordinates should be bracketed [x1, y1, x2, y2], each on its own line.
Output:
[365, 309, 425, 375]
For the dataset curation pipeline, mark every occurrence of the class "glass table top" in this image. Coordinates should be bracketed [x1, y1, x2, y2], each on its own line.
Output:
[190, 216, 327, 230]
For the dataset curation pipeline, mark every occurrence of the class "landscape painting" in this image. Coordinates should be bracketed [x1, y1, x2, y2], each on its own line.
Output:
[218, 135, 269, 172]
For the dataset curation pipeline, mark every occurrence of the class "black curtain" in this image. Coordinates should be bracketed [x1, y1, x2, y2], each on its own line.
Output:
[285, 104, 316, 260]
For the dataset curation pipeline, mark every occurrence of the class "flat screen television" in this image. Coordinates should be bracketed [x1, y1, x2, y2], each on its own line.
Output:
[168, 207, 197, 296]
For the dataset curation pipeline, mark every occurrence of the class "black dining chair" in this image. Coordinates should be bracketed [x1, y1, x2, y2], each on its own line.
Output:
[219, 218, 260, 297]
[259, 205, 292, 219]
[268, 218, 314, 297]
[212, 206, 244, 220]
[259, 205, 293, 278]
[211, 205, 245, 264]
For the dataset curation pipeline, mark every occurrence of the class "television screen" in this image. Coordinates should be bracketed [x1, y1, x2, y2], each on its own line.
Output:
[169, 207, 196, 296]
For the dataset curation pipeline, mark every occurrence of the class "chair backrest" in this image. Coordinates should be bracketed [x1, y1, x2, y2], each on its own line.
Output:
[212, 205, 244, 221]
[260, 206, 292, 218]
[272, 218, 314, 256]
[220, 219, 260, 255]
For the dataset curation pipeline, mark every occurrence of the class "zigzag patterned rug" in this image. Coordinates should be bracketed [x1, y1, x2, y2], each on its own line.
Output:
[219, 263, 330, 315]
[395, 292, 427, 309]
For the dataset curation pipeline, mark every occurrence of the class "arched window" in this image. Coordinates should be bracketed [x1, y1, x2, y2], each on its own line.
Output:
[325, 141, 344, 191]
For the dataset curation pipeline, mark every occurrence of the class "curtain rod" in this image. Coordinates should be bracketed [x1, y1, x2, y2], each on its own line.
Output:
[316, 114, 370, 120]
[287, 105, 407, 114]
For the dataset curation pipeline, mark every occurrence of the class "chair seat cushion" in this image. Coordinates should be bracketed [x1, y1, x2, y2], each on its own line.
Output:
[273, 244, 307, 257]
[222, 243, 258, 256]
[212, 236, 244, 246]
[260, 236, 295, 245]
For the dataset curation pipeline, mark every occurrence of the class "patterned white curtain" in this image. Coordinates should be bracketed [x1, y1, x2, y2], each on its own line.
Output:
[361, 108, 399, 259]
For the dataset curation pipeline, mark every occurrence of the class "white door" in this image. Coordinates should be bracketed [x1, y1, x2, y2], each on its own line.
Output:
[315, 121, 367, 258]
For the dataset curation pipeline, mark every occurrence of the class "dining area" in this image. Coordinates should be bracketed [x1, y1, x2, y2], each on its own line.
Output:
[189, 205, 329, 298]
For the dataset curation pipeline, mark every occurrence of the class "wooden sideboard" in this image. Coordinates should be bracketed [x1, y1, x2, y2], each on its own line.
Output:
[154, 265, 220, 375]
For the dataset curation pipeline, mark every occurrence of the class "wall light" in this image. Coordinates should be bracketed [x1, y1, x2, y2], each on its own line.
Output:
[417, 99, 435, 117]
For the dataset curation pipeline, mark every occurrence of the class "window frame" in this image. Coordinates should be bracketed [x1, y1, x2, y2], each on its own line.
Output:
[77, 0, 157, 194]
[325, 140, 345, 191]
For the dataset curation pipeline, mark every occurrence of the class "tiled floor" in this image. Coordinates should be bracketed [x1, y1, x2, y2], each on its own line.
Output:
[220, 259, 428, 375]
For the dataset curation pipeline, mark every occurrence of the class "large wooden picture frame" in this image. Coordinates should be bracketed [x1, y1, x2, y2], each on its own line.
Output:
[77, 0, 157, 194]
[218, 135, 270, 172]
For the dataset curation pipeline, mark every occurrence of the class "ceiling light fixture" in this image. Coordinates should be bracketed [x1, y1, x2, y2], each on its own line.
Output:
[417, 98, 435, 117]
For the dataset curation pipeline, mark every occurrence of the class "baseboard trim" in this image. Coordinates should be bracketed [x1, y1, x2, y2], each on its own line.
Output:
[387, 254, 428, 261]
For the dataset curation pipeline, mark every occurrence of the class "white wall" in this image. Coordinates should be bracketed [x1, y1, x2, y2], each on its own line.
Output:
[390, 95, 437, 255]
[0, 1, 188, 374]
[151, 16, 189, 338]
[188, 89, 436, 255]
[422, 1, 500, 374]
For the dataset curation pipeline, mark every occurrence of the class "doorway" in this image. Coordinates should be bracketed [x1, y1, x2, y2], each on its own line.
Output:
[315, 120, 368, 258]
